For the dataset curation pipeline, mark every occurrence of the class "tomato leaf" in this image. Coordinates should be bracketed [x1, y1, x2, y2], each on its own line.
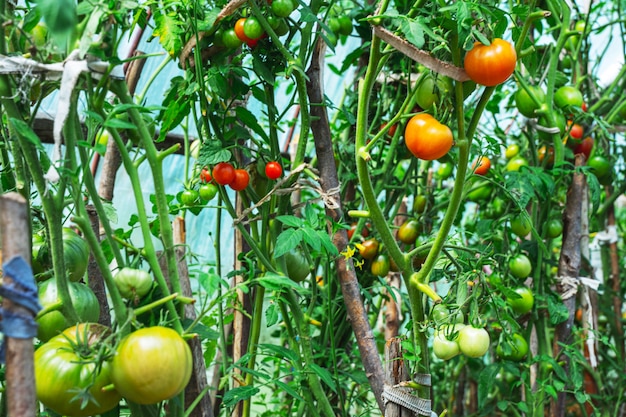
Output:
[236, 107, 270, 143]
[265, 302, 280, 327]
[310, 363, 337, 393]
[478, 364, 500, 409]
[152, 9, 183, 57]
[276, 215, 304, 228]
[258, 343, 299, 363]
[274, 379, 304, 401]
[198, 140, 231, 166]
[222, 386, 260, 407]
[401, 19, 425, 49]
[546, 294, 569, 325]
[255, 273, 304, 292]
[9, 118, 45, 151]
[274, 229, 303, 258]
[301, 228, 321, 252]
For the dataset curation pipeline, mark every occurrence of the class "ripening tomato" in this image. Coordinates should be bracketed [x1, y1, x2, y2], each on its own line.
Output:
[200, 167, 212, 183]
[472, 156, 491, 175]
[496, 333, 529, 361]
[234, 18, 254, 43]
[111, 327, 192, 405]
[370, 253, 391, 277]
[212, 162, 236, 185]
[573, 136, 593, 159]
[568, 121, 584, 140]
[463, 38, 517, 86]
[35, 324, 122, 417]
[265, 161, 283, 180]
[413, 195, 428, 213]
[404, 114, 453, 160]
[505, 155, 529, 172]
[113, 268, 153, 301]
[505, 143, 520, 159]
[229, 169, 250, 191]
[358, 239, 379, 260]
[507, 286, 534, 315]
[397, 219, 420, 245]
[457, 326, 490, 358]
[347, 222, 369, 240]
[538, 145, 555, 166]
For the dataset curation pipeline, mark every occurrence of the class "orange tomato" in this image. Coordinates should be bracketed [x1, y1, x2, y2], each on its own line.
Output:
[464, 38, 517, 86]
[472, 156, 491, 175]
[234, 18, 254, 43]
[404, 114, 453, 160]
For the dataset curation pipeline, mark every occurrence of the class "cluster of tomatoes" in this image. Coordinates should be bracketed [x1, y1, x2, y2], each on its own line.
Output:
[35, 323, 192, 416]
[218, 0, 295, 50]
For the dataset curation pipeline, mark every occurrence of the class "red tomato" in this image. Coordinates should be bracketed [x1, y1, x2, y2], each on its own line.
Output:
[381, 121, 398, 137]
[265, 161, 283, 180]
[573, 136, 593, 159]
[234, 18, 254, 43]
[464, 38, 517, 86]
[200, 167, 212, 183]
[472, 156, 491, 175]
[212, 162, 236, 185]
[568, 122, 584, 140]
[404, 114, 453, 160]
[228, 169, 250, 191]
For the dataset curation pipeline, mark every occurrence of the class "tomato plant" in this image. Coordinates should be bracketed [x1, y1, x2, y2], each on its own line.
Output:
[113, 268, 153, 301]
[37, 279, 100, 342]
[457, 326, 490, 358]
[463, 38, 517, 86]
[228, 169, 250, 191]
[404, 114, 453, 160]
[35, 324, 121, 417]
[509, 254, 532, 279]
[506, 286, 534, 315]
[397, 219, 420, 245]
[265, 161, 283, 180]
[212, 162, 236, 185]
[496, 333, 529, 361]
[111, 327, 193, 405]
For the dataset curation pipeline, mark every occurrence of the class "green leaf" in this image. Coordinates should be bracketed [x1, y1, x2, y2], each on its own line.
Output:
[9, 118, 45, 151]
[401, 19, 425, 48]
[318, 231, 338, 255]
[152, 9, 183, 57]
[258, 343, 299, 363]
[222, 386, 260, 407]
[276, 215, 304, 228]
[545, 385, 557, 399]
[235, 107, 270, 143]
[301, 228, 321, 252]
[274, 380, 304, 401]
[274, 229, 303, 258]
[547, 294, 569, 325]
[198, 140, 232, 166]
[104, 117, 137, 130]
[265, 302, 280, 327]
[254, 273, 303, 292]
[478, 364, 500, 409]
[36, 0, 76, 40]
[309, 363, 337, 393]
[304, 204, 319, 228]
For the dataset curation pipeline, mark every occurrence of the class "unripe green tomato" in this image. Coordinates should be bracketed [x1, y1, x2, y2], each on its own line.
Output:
[416, 75, 439, 110]
[431, 304, 464, 326]
[509, 254, 532, 279]
[506, 156, 529, 172]
[515, 85, 546, 118]
[413, 195, 428, 213]
[113, 268, 153, 300]
[510, 216, 532, 238]
[283, 250, 310, 282]
[505, 143, 520, 159]
[545, 218, 563, 238]
[336, 16, 353, 36]
[433, 323, 465, 360]
[397, 219, 420, 245]
[496, 333, 529, 361]
[506, 286, 534, 315]
[457, 326, 490, 358]
[370, 254, 390, 277]
[199, 183, 218, 202]
[554, 86, 584, 109]
[436, 161, 454, 179]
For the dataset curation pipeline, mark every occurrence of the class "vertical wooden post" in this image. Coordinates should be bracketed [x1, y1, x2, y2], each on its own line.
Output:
[384, 338, 411, 417]
[0, 192, 38, 417]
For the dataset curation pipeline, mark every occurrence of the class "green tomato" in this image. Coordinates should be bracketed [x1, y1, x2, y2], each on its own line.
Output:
[35, 324, 122, 417]
[181, 189, 199, 206]
[496, 333, 529, 361]
[467, 179, 492, 202]
[416, 75, 439, 110]
[509, 254, 532, 279]
[370, 253, 391, 277]
[587, 155, 611, 179]
[515, 85, 546, 118]
[431, 304, 464, 326]
[283, 250, 310, 282]
[505, 156, 529, 172]
[545, 218, 563, 238]
[413, 195, 428, 213]
[337, 16, 353, 36]
[433, 323, 465, 360]
[506, 286, 534, 315]
[113, 268, 153, 301]
[510, 216, 532, 238]
[37, 279, 100, 342]
[436, 161, 454, 179]
[272, 0, 296, 18]
[222, 28, 243, 49]
[243, 16, 264, 40]
[111, 327, 192, 405]
[397, 219, 420, 245]
[505, 143, 520, 159]
[457, 326, 490, 358]
[199, 183, 219, 201]
[554, 86, 584, 109]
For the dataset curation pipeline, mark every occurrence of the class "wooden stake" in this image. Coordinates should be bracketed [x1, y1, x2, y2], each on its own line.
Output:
[0, 192, 38, 417]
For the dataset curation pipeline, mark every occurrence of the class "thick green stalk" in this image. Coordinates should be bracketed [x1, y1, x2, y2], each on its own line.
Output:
[242, 286, 265, 417]
[109, 80, 183, 305]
